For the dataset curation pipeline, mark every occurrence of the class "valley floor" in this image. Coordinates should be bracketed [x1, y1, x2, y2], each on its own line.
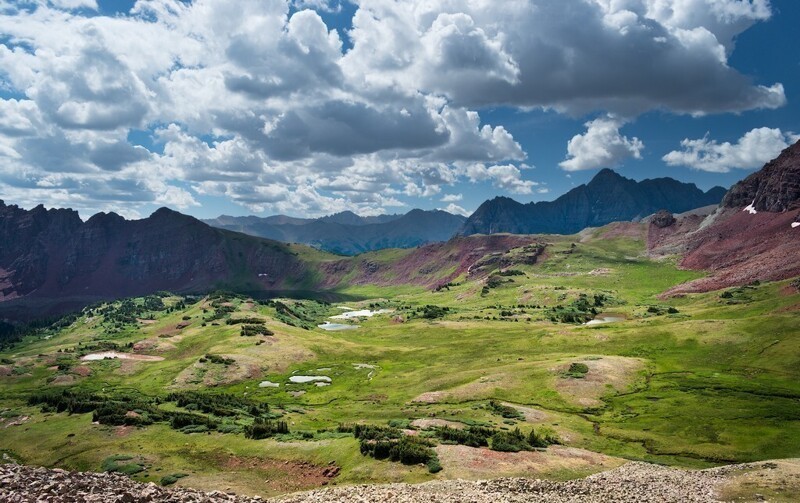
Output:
[1, 229, 799, 499]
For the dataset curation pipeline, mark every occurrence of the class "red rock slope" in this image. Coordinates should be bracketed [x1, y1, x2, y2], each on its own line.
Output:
[651, 141, 800, 295]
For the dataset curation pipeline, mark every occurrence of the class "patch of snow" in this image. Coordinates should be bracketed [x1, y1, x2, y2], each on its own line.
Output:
[80, 351, 163, 361]
[743, 201, 757, 214]
[289, 375, 331, 384]
[792, 222, 800, 229]
[330, 309, 393, 320]
[583, 316, 625, 326]
[318, 322, 359, 331]
[258, 380, 280, 388]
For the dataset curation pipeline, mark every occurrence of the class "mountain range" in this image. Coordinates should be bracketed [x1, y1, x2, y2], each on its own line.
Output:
[2, 144, 799, 321]
[460, 169, 727, 235]
[0, 204, 316, 318]
[203, 169, 726, 252]
[203, 209, 466, 255]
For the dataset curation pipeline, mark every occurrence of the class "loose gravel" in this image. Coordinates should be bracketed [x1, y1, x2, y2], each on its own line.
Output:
[0, 460, 766, 503]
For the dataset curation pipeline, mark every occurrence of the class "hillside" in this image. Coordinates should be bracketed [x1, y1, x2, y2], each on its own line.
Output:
[204, 209, 466, 255]
[316, 234, 545, 289]
[648, 140, 800, 294]
[0, 203, 323, 319]
[1, 231, 799, 498]
[461, 169, 726, 235]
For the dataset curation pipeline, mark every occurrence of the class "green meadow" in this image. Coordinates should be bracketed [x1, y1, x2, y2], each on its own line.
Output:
[1, 229, 798, 497]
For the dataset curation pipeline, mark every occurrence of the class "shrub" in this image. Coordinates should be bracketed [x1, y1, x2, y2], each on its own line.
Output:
[418, 305, 450, 320]
[160, 473, 188, 486]
[169, 412, 218, 432]
[353, 423, 402, 441]
[102, 455, 145, 476]
[244, 418, 289, 439]
[240, 324, 274, 337]
[202, 354, 235, 365]
[491, 428, 529, 452]
[434, 426, 492, 448]
[488, 400, 524, 420]
[389, 436, 436, 465]
[426, 456, 443, 473]
[564, 362, 589, 378]
[528, 427, 560, 448]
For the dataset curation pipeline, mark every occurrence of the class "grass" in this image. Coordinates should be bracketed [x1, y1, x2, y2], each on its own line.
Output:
[0, 229, 799, 496]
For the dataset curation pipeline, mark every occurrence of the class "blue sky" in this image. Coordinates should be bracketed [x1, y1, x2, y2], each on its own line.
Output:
[0, 0, 797, 219]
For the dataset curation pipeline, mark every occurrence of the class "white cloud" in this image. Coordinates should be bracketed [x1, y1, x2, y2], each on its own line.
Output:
[292, 0, 342, 13]
[441, 193, 462, 202]
[343, 0, 783, 115]
[440, 203, 471, 216]
[560, 116, 644, 171]
[0, 0, 785, 216]
[465, 163, 536, 195]
[48, 0, 98, 10]
[663, 127, 800, 173]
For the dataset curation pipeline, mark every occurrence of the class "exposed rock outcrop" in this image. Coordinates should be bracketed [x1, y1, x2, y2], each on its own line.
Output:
[722, 140, 800, 212]
[650, 210, 676, 229]
[652, 141, 800, 295]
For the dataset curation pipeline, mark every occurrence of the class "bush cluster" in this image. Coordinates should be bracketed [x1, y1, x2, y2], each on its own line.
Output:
[563, 362, 589, 379]
[417, 305, 450, 319]
[244, 417, 289, 439]
[488, 400, 525, 420]
[433, 425, 493, 448]
[199, 354, 235, 365]
[490, 427, 559, 452]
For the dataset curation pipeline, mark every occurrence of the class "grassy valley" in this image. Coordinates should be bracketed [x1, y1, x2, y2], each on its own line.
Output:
[1, 227, 799, 498]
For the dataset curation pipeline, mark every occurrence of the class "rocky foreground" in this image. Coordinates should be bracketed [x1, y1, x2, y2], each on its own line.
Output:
[3, 461, 789, 503]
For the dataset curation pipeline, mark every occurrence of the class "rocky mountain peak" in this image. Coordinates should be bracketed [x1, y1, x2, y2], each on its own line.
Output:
[461, 170, 725, 236]
[722, 140, 800, 212]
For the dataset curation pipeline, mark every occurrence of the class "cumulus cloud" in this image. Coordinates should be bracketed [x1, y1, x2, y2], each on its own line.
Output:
[440, 203, 471, 216]
[560, 116, 644, 171]
[344, 0, 783, 115]
[663, 127, 800, 173]
[441, 193, 462, 202]
[0, 0, 785, 216]
[465, 163, 537, 194]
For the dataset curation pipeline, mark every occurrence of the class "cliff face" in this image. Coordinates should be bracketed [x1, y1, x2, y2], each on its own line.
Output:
[722, 140, 800, 212]
[461, 169, 726, 236]
[0, 203, 312, 307]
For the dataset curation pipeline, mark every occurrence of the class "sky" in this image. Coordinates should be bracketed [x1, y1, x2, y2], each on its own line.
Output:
[0, 0, 798, 220]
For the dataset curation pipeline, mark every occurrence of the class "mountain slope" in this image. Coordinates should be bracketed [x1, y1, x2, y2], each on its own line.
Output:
[462, 169, 726, 235]
[205, 209, 466, 255]
[649, 140, 800, 294]
[0, 203, 323, 317]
